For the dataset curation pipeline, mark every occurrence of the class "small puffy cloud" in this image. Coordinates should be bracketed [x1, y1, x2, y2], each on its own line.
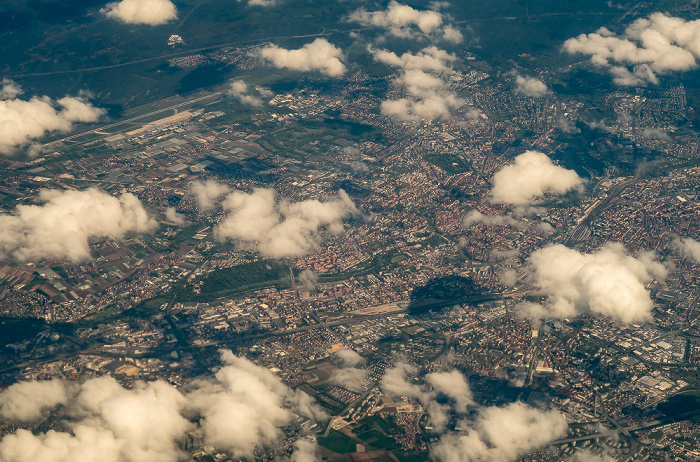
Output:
[164, 207, 186, 226]
[0, 79, 22, 99]
[673, 236, 700, 262]
[297, 269, 318, 291]
[259, 39, 346, 77]
[0, 351, 324, 462]
[426, 370, 473, 413]
[463, 211, 511, 227]
[0, 82, 104, 154]
[381, 363, 425, 401]
[381, 78, 463, 121]
[370, 45, 456, 71]
[514, 75, 548, 97]
[370, 46, 462, 121]
[188, 351, 324, 458]
[0, 379, 69, 422]
[331, 350, 367, 391]
[563, 13, 700, 86]
[463, 210, 554, 234]
[642, 127, 672, 142]
[380, 366, 566, 455]
[0, 188, 157, 262]
[491, 249, 520, 260]
[349, 161, 369, 173]
[556, 116, 580, 134]
[490, 151, 584, 205]
[349, 1, 461, 43]
[500, 269, 518, 286]
[442, 25, 463, 44]
[257, 87, 274, 98]
[330, 368, 368, 391]
[228, 80, 247, 93]
[229, 80, 261, 106]
[583, 118, 611, 132]
[102, 0, 177, 25]
[336, 349, 364, 367]
[214, 188, 358, 258]
[432, 402, 568, 462]
[228, 80, 271, 107]
[239, 0, 276, 6]
[0, 376, 192, 462]
[283, 438, 318, 462]
[381, 364, 466, 432]
[190, 180, 230, 211]
[521, 242, 667, 324]
[381, 365, 475, 422]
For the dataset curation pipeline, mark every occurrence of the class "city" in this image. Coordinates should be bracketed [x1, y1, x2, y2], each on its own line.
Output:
[1, 1, 700, 461]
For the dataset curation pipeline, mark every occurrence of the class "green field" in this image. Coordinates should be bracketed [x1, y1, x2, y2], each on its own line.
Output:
[656, 391, 700, 420]
[4, 0, 671, 114]
[356, 429, 399, 451]
[178, 260, 290, 301]
[317, 250, 409, 284]
[0, 317, 47, 345]
[424, 154, 471, 174]
[317, 430, 358, 454]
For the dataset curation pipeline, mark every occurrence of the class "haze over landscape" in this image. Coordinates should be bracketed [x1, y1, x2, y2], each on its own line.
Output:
[2, 0, 700, 461]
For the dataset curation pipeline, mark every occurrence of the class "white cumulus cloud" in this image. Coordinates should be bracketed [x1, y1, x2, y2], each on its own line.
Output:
[187, 351, 325, 458]
[214, 188, 358, 258]
[239, 0, 276, 6]
[0, 79, 22, 99]
[228, 80, 271, 106]
[164, 207, 186, 226]
[370, 46, 462, 121]
[520, 242, 667, 324]
[0, 81, 104, 154]
[379, 365, 566, 457]
[425, 370, 473, 413]
[282, 438, 319, 462]
[673, 236, 700, 262]
[515, 75, 548, 97]
[330, 368, 368, 391]
[259, 39, 347, 77]
[0, 379, 70, 422]
[380, 364, 475, 432]
[102, 0, 177, 25]
[0, 351, 324, 462]
[564, 13, 700, 86]
[463, 210, 554, 234]
[331, 349, 368, 391]
[432, 401, 568, 462]
[381, 363, 425, 400]
[0, 188, 157, 262]
[0, 376, 192, 462]
[349, 1, 462, 43]
[190, 179, 230, 211]
[297, 269, 318, 291]
[490, 151, 584, 205]
[336, 349, 364, 367]
[370, 45, 456, 71]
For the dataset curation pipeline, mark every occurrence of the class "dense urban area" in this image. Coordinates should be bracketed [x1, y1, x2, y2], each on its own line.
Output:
[2, 0, 700, 461]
